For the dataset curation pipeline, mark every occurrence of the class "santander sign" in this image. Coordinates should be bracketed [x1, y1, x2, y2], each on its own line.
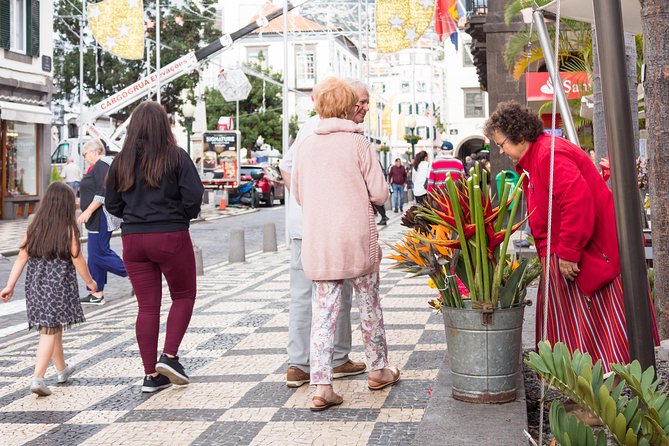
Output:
[525, 72, 592, 102]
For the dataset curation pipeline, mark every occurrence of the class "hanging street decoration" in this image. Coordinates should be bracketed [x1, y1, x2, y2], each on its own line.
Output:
[376, 0, 435, 53]
[217, 69, 252, 102]
[435, 0, 462, 48]
[87, 0, 145, 60]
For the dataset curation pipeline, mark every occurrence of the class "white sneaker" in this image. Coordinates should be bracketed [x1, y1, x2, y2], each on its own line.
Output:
[30, 378, 52, 396]
[57, 364, 76, 383]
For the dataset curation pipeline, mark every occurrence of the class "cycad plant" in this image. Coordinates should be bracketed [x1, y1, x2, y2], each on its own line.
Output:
[389, 163, 541, 310]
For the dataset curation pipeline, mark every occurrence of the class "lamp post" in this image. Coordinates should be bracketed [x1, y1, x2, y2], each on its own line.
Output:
[406, 114, 417, 159]
[182, 101, 196, 157]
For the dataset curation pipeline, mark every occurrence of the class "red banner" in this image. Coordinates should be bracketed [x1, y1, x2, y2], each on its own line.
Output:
[525, 72, 592, 102]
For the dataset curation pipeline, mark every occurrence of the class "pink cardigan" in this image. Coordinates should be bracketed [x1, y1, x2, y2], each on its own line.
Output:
[293, 118, 389, 280]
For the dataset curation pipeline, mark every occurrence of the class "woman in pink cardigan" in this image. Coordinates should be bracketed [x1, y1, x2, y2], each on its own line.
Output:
[293, 78, 401, 411]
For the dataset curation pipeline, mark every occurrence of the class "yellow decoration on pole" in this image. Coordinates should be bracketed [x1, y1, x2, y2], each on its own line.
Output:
[376, 0, 435, 53]
[88, 0, 145, 60]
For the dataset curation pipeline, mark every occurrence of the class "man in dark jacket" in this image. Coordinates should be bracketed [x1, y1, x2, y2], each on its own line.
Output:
[388, 158, 407, 212]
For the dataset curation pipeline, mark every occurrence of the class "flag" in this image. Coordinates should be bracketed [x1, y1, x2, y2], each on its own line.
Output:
[376, 0, 435, 53]
[87, 0, 145, 60]
[435, 0, 458, 45]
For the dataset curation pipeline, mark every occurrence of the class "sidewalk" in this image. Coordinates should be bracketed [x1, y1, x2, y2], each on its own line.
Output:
[0, 214, 448, 445]
[0, 203, 257, 257]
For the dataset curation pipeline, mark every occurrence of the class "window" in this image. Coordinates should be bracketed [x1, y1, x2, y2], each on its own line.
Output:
[398, 102, 412, 115]
[373, 82, 385, 94]
[400, 81, 410, 93]
[10, 0, 26, 53]
[463, 39, 474, 67]
[464, 89, 485, 118]
[4, 122, 38, 196]
[415, 102, 430, 115]
[417, 126, 430, 139]
[296, 47, 316, 88]
[51, 141, 72, 165]
[417, 81, 426, 93]
[246, 46, 268, 68]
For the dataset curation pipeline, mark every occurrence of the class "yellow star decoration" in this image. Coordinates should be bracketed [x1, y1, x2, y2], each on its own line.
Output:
[88, 0, 145, 60]
[376, 0, 434, 53]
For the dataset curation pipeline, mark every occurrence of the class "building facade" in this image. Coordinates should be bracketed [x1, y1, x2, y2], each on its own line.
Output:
[0, 0, 53, 219]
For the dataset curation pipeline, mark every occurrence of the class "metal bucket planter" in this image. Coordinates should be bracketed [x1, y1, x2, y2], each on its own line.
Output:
[441, 302, 525, 403]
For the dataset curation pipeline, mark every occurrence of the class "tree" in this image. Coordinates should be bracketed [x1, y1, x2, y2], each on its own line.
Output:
[641, 0, 669, 337]
[53, 0, 220, 119]
[204, 62, 287, 151]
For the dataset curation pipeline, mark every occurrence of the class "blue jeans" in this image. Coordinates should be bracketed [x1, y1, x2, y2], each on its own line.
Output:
[392, 184, 404, 210]
[87, 213, 127, 292]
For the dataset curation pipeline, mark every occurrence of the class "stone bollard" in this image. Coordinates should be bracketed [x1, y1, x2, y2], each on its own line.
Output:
[193, 244, 204, 276]
[229, 229, 246, 263]
[202, 190, 210, 205]
[263, 223, 277, 252]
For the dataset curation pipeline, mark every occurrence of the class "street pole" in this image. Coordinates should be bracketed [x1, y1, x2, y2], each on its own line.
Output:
[592, 0, 656, 371]
[156, 0, 161, 104]
[410, 127, 416, 159]
[283, 0, 290, 246]
[185, 117, 192, 157]
[532, 9, 579, 145]
[78, 0, 86, 140]
[236, 100, 240, 132]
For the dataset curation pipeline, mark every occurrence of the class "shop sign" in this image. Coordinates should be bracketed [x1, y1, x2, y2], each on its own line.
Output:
[526, 72, 591, 102]
[202, 131, 240, 185]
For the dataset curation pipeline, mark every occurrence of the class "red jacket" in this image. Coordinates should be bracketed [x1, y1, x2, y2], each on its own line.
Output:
[516, 134, 621, 296]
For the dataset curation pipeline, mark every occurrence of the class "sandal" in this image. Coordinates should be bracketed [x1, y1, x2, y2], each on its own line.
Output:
[367, 367, 401, 391]
[310, 394, 344, 412]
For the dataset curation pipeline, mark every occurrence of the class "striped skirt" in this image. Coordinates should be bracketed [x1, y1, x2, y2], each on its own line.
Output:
[536, 255, 659, 373]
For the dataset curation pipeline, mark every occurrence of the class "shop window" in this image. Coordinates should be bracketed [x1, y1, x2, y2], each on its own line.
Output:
[4, 122, 38, 196]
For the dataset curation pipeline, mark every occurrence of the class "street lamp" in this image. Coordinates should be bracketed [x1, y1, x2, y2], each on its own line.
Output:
[406, 114, 417, 158]
[182, 101, 196, 157]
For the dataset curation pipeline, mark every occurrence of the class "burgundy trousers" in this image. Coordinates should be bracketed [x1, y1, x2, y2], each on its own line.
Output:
[122, 230, 197, 375]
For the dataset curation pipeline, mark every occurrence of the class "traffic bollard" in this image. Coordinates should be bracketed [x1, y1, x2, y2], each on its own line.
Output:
[193, 244, 204, 276]
[229, 229, 246, 263]
[263, 223, 277, 252]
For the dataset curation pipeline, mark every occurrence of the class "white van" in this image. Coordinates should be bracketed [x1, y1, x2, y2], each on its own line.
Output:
[51, 137, 118, 173]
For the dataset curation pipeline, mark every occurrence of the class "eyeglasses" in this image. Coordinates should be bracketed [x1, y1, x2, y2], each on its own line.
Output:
[496, 138, 509, 149]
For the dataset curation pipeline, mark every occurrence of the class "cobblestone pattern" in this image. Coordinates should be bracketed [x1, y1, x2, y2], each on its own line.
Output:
[0, 221, 445, 445]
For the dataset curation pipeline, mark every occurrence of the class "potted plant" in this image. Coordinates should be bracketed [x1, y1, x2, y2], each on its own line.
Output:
[389, 164, 541, 403]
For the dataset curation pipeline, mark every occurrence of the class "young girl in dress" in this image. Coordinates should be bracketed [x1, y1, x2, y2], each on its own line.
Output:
[1, 182, 97, 396]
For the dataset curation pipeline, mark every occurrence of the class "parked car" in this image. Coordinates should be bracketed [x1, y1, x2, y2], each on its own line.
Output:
[239, 163, 285, 207]
[51, 137, 117, 174]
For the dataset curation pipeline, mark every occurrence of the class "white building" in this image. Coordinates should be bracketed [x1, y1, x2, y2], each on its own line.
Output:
[206, 0, 364, 125]
[441, 32, 489, 158]
[369, 41, 444, 163]
[0, 0, 54, 219]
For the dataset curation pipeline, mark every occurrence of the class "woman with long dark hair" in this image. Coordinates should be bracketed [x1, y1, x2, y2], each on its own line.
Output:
[411, 150, 429, 205]
[105, 101, 204, 393]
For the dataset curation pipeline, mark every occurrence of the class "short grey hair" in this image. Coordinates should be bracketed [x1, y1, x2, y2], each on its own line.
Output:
[346, 79, 369, 94]
[82, 139, 105, 156]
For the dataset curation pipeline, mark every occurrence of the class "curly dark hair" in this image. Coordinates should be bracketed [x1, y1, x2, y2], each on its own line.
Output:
[483, 100, 543, 144]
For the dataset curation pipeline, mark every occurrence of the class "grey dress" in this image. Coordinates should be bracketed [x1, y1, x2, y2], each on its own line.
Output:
[25, 257, 85, 334]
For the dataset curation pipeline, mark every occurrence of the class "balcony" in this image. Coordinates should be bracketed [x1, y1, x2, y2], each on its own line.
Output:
[465, 0, 488, 17]
[464, 1, 488, 90]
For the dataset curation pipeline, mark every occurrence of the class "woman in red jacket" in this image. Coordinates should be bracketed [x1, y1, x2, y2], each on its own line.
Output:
[483, 101, 658, 372]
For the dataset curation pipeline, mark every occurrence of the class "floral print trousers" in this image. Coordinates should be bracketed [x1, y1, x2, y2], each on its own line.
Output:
[310, 271, 389, 385]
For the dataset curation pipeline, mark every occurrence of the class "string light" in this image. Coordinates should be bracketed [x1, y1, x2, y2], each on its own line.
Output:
[376, 0, 434, 53]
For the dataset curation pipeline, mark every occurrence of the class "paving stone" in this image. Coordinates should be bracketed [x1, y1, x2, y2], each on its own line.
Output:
[117, 409, 225, 422]
[191, 421, 266, 446]
[0, 411, 78, 424]
[232, 382, 294, 408]
[231, 313, 277, 328]
[270, 408, 381, 422]
[418, 330, 446, 344]
[196, 333, 248, 351]
[23, 423, 107, 445]
[381, 379, 435, 409]
[404, 350, 446, 371]
[368, 421, 419, 445]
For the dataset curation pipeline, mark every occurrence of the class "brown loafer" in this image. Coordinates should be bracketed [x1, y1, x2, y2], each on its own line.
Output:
[333, 360, 366, 379]
[367, 367, 401, 391]
[286, 367, 310, 388]
[310, 394, 344, 412]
